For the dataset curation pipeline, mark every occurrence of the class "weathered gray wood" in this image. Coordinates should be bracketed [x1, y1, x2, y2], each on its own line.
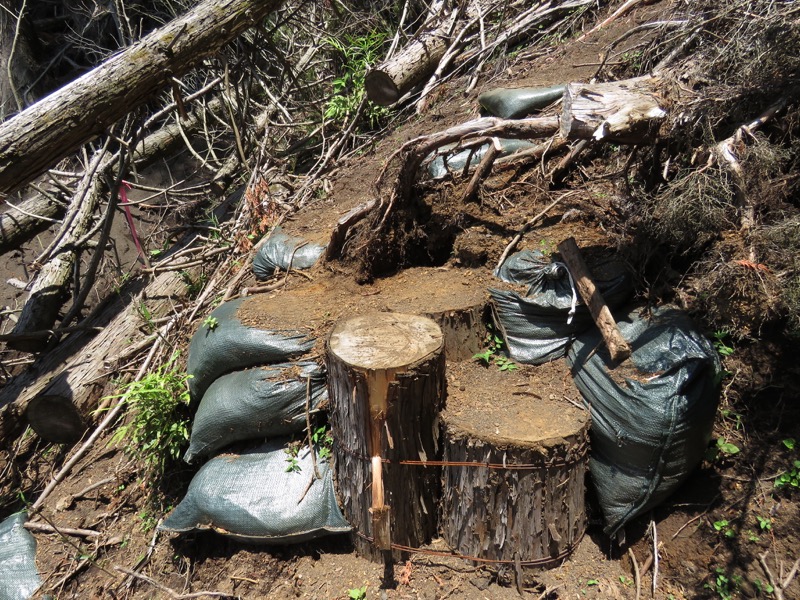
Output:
[557, 236, 631, 363]
[328, 313, 445, 561]
[0, 193, 65, 254]
[0, 0, 283, 194]
[7, 155, 110, 352]
[560, 76, 666, 143]
[0, 268, 191, 442]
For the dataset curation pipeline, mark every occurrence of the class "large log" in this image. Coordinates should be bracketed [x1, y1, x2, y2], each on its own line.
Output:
[0, 193, 65, 254]
[365, 2, 454, 106]
[7, 155, 110, 353]
[0, 0, 283, 194]
[0, 268, 191, 443]
[441, 361, 589, 567]
[327, 312, 445, 561]
[560, 75, 667, 143]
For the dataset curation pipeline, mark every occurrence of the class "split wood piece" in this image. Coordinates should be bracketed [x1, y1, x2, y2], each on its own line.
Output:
[0, 0, 283, 194]
[441, 361, 589, 565]
[328, 312, 445, 562]
[557, 237, 631, 363]
[560, 76, 666, 144]
[375, 267, 492, 362]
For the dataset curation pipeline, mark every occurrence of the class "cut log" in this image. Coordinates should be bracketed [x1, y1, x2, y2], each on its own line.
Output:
[560, 76, 667, 143]
[375, 267, 491, 362]
[1, 268, 192, 443]
[441, 361, 589, 566]
[557, 237, 631, 363]
[0, 193, 65, 254]
[327, 312, 445, 561]
[7, 154, 110, 352]
[0, 0, 283, 194]
[365, 6, 454, 106]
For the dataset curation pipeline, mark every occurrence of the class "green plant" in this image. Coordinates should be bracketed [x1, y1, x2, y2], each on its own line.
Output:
[713, 330, 735, 357]
[325, 32, 390, 129]
[756, 515, 772, 531]
[202, 316, 219, 331]
[716, 437, 741, 457]
[284, 445, 301, 473]
[705, 567, 742, 600]
[774, 438, 800, 490]
[713, 519, 736, 538]
[313, 425, 334, 460]
[754, 578, 775, 595]
[107, 352, 191, 474]
[474, 330, 518, 372]
[348, 585, 367, 599]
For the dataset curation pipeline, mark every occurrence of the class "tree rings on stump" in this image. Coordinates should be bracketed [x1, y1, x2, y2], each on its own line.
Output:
[327, 312, 445, 561]
[375, 267, 491, 361]
[441, 361, 589, 567]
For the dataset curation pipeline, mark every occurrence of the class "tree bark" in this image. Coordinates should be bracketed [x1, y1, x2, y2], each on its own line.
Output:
[560, 75, 666, 143]
[327, 313, 445, 561]
[0, 0, 283, 194]
[0, 193, 65, 254]
[441, 362, 589, 566]
[557, 236, 631, 363]
[0, 268, 191, 443]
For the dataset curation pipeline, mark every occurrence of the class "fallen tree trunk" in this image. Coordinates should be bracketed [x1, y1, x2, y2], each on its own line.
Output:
[0, 193, 65, 254]
[0, 0, 283, 194]
[0, 268, 193, 443]
[7, 153, 111, 352]
[365, 1, 457, 106]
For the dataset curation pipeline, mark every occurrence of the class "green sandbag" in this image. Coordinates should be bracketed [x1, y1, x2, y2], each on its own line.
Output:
[567, 306, 721, 534]
[252, 226, 325, 281]
[478, 85, 566, 119]
[187, 298, 314, 401]
[161, 441, 351, 544]
[0, 512, 42, 600]
[184, 361, 327, 462]
[427, 138, 537, 179]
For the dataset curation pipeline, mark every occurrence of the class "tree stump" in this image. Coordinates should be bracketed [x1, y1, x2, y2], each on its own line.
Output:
[327, 312, 445, 561]
[441, 361, 589, 567]
[376, 267, 491, 361]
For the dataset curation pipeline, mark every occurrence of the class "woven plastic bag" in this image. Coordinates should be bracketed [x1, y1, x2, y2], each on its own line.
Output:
[491, 250, 632, 364]
[567, 306, 721, 534]
[162, 441, 351, 543]
[185, 362, 327, 462]
[252, 227, 325, 280]
[187, 298, 314, 401]
[0, 512, 42, 600]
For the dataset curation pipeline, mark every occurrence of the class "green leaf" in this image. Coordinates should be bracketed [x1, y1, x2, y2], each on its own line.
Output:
[783, 438, 796, 450]
[717, 438, 740, 455]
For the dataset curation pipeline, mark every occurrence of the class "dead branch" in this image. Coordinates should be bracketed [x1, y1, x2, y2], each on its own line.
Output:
[114, 566, 235, 599]
[758, 551, 800, 600]
[0, 0, 284, 194]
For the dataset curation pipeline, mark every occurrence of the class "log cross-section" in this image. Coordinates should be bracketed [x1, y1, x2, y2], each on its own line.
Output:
[0, 0, 284, 194]
[327, 312, 445, 561]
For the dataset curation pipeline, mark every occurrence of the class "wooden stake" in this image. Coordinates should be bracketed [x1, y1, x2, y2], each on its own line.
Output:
[557, 237, 631, 363]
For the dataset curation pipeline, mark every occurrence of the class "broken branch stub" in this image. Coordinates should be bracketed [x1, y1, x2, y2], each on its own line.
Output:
[557, 237, 631, 363]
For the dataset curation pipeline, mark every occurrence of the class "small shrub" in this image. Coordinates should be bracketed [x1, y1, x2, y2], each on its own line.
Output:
[108, 353, 191, 474]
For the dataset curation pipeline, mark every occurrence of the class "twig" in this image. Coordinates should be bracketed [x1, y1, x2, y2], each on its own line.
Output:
[628, 548, 641, 600]
[576, 0, 644, 43]
[758, 551, 800, 600]
[461, 137, 500, 203]
[114, 566, 234, 599]
[651, 519, 659, 597]
[671, 494, 720, 540]
[30, 316, 174, 514]
[495, 193, 572, 272]
[24, 521, 100, 538]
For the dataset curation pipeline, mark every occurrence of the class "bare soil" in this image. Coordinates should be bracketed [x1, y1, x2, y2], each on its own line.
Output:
[2, 1, 799, 599]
